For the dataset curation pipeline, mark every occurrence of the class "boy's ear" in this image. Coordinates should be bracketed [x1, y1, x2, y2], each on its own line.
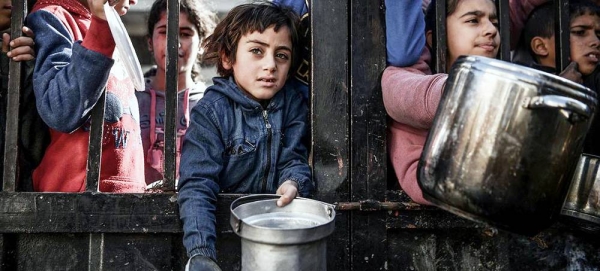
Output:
[221, 50, 232, 70]
[531, 37, 550, 57]
[426, 30, 433, 49]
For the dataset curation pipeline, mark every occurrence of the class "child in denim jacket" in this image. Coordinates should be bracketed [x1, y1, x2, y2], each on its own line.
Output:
[177, 2, 313, 270]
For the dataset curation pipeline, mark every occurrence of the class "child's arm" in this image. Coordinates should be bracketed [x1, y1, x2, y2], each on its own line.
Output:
[26, 11, 115, 132]
[276, 88, 312, 206]
[177, 103, 224, 262]
[385, 0, 425, 67]
[272, 0, 308, 15]
[382, 47, 447, 129]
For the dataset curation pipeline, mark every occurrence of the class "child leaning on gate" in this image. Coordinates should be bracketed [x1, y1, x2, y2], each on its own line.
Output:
[511, 0, 600, 155]
[177, 2, 313, 270]
[136, 0, 216, 188]
[0, 0, 50, 191]
[26, 0, 146, 193]
[382, 0, 545, 205]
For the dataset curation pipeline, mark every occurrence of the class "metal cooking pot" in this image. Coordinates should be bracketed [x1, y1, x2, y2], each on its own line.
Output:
[230, 194, 335, 271]
[418, 55, 597, 235]
[561, 154, 600, 233]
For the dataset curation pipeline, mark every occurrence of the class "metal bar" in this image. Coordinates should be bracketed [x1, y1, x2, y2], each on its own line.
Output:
[336, 200, 423, 211]
[85, 91, 106, 192]
[88, 233, 104, 271]
[556, 0, 570, 71]
[163, 0, 179, 191]
[2, 0, 27, 192]
[497, 0, 511, 61]
[434, 0, 447, 73]
[349, 0, 388, 269]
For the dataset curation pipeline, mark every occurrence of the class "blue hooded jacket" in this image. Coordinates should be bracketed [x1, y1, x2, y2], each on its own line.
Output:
[177, 76, 313, 260]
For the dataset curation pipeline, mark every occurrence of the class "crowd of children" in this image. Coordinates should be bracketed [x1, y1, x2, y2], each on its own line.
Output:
[0, 0, 599, 268]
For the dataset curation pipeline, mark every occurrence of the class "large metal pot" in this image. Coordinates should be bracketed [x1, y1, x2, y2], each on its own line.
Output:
[418, 55, 597, 235]
[561, 154, 600, 233]
[230, 195, 335, 271]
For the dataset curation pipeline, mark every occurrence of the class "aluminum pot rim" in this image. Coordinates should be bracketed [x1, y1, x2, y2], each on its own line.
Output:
[454, 55, 597, 105]
[230, 194, 336, 245]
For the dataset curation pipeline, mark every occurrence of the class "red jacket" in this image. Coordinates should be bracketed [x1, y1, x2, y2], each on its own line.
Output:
[30, 0, 145, 192]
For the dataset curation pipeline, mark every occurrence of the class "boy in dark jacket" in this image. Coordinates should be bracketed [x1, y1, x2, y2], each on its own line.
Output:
[177, 2, 313, 270]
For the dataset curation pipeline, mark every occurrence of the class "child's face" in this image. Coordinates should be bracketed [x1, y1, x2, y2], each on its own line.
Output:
[113, 0, 138, 16]
[446, 0, 499, 67]
[223, 25, 292, 102]
[0, 0, 11, 31]
[569, 13, 600, 75]
[149, 11, 201, 79]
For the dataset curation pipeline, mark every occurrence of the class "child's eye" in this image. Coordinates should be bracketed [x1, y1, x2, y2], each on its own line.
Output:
[250, 48, 262, 55]
[276, 53, 289, 60]
[491, 20, 499, 29]
[466, 18, 479, 24]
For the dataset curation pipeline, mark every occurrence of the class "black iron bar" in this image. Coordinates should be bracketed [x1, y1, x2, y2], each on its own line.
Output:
[2, 0, 27, 192]
[163, 0, 180, 191]
[433, 0, 447, 73]
[556, 0, 570, 71]
[497, 0, 510, 61]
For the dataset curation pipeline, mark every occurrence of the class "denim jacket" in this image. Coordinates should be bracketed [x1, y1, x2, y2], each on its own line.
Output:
[177, 76, 313, 260]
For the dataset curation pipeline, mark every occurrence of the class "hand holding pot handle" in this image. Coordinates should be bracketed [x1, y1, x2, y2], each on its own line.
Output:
[276, 180, 299, 207]
[185, 255, 221, 271]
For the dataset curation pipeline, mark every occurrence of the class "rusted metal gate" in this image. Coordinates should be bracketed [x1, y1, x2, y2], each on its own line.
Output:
[0, 0, 599, 270]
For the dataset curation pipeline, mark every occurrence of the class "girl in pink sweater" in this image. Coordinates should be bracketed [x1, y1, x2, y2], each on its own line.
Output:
[382, 0, 546, 205]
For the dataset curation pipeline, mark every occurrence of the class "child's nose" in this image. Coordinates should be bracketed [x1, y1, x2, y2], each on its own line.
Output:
[483, 21, 498, 37]
[590, 34, 600, 48]
[263, 56, 277, 72]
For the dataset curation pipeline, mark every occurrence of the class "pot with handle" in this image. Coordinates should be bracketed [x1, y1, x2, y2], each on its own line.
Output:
[230, 194, 336, 271]
[418, 55, 597, 235]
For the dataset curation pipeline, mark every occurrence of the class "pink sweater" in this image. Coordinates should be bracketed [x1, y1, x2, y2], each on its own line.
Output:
[382, 0, 547, 205]
[382, 48, 446, 205]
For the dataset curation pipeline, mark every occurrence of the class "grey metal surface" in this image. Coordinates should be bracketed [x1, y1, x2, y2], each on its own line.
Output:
[419, 55, 598, 235]
[562, 154, 600, 232]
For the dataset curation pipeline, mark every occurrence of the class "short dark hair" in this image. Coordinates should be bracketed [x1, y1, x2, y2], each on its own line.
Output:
[146, 0, 217, 81]
[521, 0, 600, 58]
[202, 1, 301, 77]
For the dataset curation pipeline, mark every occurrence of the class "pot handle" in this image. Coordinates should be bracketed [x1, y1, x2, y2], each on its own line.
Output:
[523, 95, 592, 123]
